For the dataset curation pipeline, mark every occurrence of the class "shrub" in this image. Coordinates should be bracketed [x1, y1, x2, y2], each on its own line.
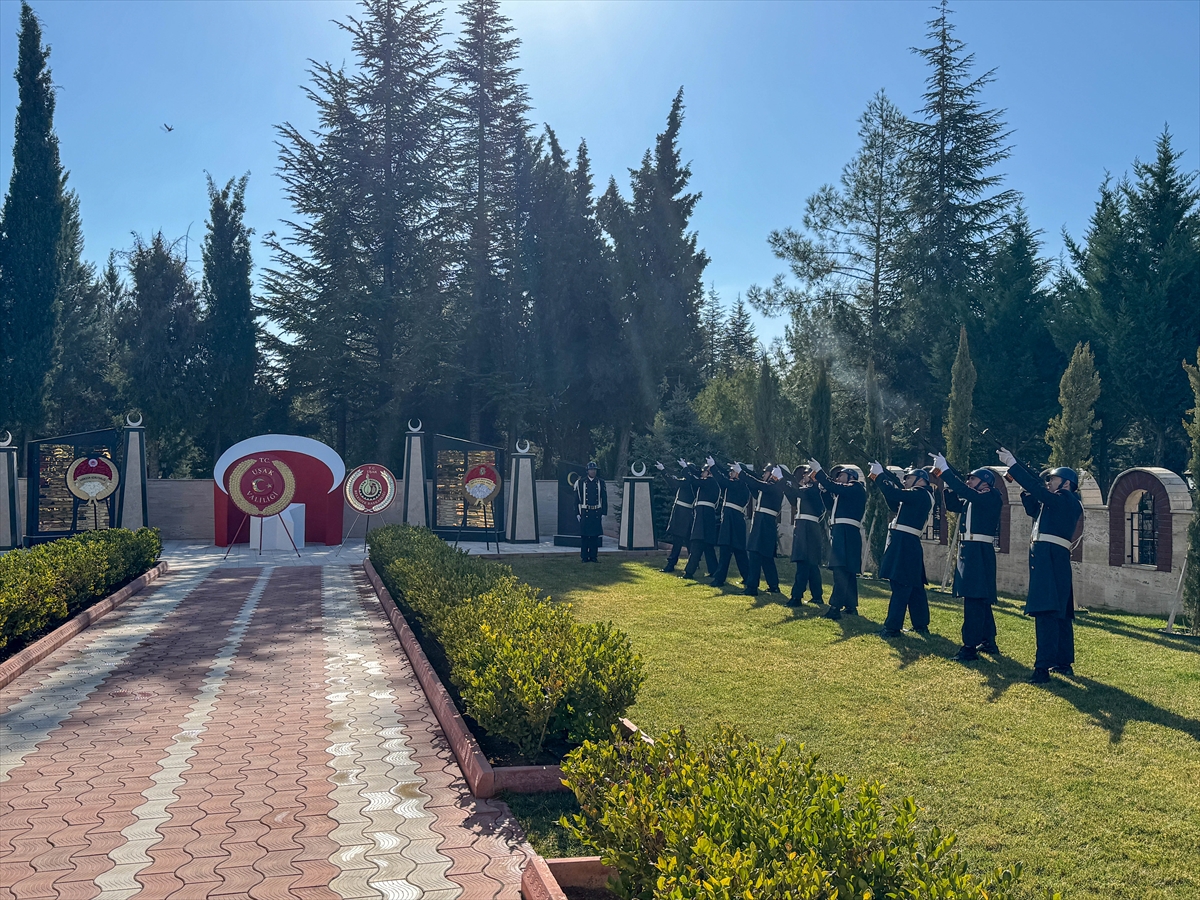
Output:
[368, 524, 644, 760]
[0, 527, 163, 653]
[561, 727, 1039, 900]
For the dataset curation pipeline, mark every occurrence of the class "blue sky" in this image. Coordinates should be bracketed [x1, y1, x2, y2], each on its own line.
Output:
[1, 0, 1197, 343]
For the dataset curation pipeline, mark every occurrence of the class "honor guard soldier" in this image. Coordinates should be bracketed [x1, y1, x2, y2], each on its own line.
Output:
[998, 448, 1083, 683]
[738, 463, 786, 596]
[708, 458, 751, 587]
[575, 461, 608, 563]
[781, 465, 826, 606]
[810, 459, 865, 619]
[932, 453, 1002, 661]
[681, 459, 720, 579]
[870, 463, 934, 637]
[656, 460, 696, 572]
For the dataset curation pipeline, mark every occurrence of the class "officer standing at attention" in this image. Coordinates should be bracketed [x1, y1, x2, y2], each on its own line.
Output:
[869, 463, 934, 637]
[998, 448, 1083, 683]
[575, 461, 607, 563]
[781, 465, 826, 606]
[810, 460, 866, 619]
[655, 460, 695, 572]
[737, 463, 786, 596]
[681, 459, 720, 579]
[932, 453, 1003, 661]
[708, 458, 751, 587]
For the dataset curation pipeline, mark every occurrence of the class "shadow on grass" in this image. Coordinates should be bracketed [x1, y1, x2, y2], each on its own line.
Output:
[1073, 610, 1200, 655]
[1051, 675, 1200, 744]
[508, 554, 667, 596]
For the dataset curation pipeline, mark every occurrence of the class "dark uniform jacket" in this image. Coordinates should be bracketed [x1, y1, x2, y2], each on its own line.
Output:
[711, 468, 751, 550]
[942, 466, 1002, 602]
[575, 476, 608, 538]
[1009, 461, 1082, 617]
[684, 468, 720, 544]
[664, 475, 696, 542]
[814, 470, 866, 574]
[782, 480, 825, 565]
[740, 470, 785, 555]
[874, 471, 932, 586]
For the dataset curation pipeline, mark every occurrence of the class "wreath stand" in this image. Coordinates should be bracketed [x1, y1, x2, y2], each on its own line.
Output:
[454, 498, 503, 554]
[222, 510, 301, 561]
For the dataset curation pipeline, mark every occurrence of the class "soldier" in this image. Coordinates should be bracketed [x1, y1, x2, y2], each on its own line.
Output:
[870, 463, 934, 637]
[575, 461, 607, 563]
[738, 463, 786, 596]
[681, 459, 720, 579]
[810, 460, 865, 619]
[781, 465, 826, 606]
[708, 457, 751, 587]
[932, 453, 1003, 661]
[655, 460, 696, 572]
[998, 448, 1083, 684]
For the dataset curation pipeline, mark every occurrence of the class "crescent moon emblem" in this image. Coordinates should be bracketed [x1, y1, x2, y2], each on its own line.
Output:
[126, 413, 143, 427]
[515, 439, 531, 454]
[407, 418, 422, 433]
[0, 430, 11, 448]
[566, 472, 580, 488]
[252, 477, 269, 492]
[631, 462, 647, 477]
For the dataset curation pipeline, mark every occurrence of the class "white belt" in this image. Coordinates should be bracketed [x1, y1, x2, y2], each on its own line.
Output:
[756, 507, 780, 518]
[724, 503, 747, 514]
[832, 517, 861, 526]
[889, 523, 924, 537]
[1034, 534, 1072, 549]
[695, 501, 716, 508]
[798, 514, 821, 523]
[581, 504, 602, 511]
[962, 533, 996, 543]
[674, 500, 693, 509]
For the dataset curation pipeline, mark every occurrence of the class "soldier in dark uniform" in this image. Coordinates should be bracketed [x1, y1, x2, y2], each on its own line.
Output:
[708, 458, 751, 587]
[738, 463, 786, 596]
[655, 460, 695, 572]
[933, 453, 1003, 661]
[682, 460, 720, 579]
[870, 463, 934, 637]
[999, 448, 1083, 683]
[810, 460, 865, 619]
[781, 465, 825, 606]
[575, 461, 607, 563]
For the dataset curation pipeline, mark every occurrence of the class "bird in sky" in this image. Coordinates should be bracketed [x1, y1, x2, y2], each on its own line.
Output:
[161, 123, 174, 133]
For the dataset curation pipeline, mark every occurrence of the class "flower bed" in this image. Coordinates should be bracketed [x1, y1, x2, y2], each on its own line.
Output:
[1, 528, 163, 659]
[366, 525, 643, 764]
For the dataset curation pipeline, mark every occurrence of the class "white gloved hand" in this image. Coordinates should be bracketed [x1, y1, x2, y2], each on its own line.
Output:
[732, 462, 742, 474]
[576, 514, 581, 522]
[771, 466, 784, 480]
[931, 452, 949, 473]
[869, 461, 885, 477]
[655, 461, 665, 471]
[997, 448, 1017, 468]
[705, 455, 716, 468]
[678, 458, 688, 469]
[807, 458, 822, 474]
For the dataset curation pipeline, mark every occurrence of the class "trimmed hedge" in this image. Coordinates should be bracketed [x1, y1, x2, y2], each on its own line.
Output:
[0, 528, 163, 655]
[562, 727, 1043, 900]
[367, 525, 643, 761]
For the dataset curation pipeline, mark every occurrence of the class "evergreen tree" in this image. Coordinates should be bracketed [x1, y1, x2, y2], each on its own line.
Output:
[809, 358, 832, 469]
[752, 357, 779, 463]
[943, 325, 976, 469]
[1045, 342, 1101, 472]
[723, 295, 758, 369]
[0, 2, 65, 451]
[862, 357, 890, 571]
[201, 174, 257, 459]
[697, 286, 723, 380]
[1181, 348, 1200, 633]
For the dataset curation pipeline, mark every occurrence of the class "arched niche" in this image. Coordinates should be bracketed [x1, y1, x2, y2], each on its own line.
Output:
[1107, 468, 1191, 572]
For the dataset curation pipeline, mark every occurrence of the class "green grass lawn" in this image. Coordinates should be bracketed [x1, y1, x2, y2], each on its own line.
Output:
[505, 554, 1200, 900]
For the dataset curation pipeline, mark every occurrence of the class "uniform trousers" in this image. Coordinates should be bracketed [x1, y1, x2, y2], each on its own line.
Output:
[791, 563, 823, 603]
[829, 567, 859, 613]
[883, 582, 930, 632]
[683, 541, 718, 578]
[711, 545, 749, 585]
[961, 598, 997, 648]
[1033, 614, 1075, 669]
[663, 540, 686, 570]
[743, 551, 779, 595]
[580, 535, 600, 562]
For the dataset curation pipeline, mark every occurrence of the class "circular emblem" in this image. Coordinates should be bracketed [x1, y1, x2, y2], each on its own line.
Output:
[67, 455, 120, 502]
[228, 455, 296, 517]
[631, 462, 647, 477]
[344, 464, 397, 515]
[463, 463, 502, 504]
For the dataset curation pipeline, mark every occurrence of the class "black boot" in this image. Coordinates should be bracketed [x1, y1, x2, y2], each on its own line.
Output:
[1050, 664, 1075, 676]
[1028, 667, 1051, 684]
[952, 646, 978, 662]
[978, 642, 1000, 654]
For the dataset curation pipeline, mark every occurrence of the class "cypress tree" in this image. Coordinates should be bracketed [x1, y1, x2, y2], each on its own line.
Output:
[809, 358, 832, 469]
[1046, 342, 1102, 472]
[862, 358, 890, 571]
[0, 2, 65, 450]
[697, 286, 723, 380]
[943, 325, 976, 470]
[753, 357, 779, 463]
[1182, 349, 1200, 633]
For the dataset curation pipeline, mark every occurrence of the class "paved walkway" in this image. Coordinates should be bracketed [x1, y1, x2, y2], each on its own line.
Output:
[0, 563, 529, 899]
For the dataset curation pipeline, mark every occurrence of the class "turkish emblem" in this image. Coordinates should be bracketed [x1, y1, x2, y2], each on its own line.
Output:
[344, 464, 397, 515]
[464, 463, 502, 503]
[66, 455, 120, 502]
[228, 455, 296, 517]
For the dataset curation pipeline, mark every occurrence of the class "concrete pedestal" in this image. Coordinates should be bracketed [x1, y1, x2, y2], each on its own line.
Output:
[506, 446, 539, 543]
[1, 440, 20, 550]
[402, 422, 429, 527]
[619, 472, 656, 550]
[250, 503, 306, 551]
[117, 422, 149, 531]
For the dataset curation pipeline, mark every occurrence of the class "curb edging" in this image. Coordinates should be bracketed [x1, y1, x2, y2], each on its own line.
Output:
[0, 560, 170, 691]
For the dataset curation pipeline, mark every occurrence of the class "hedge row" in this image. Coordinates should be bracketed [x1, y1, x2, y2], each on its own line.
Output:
[367, 525, 643, 760]
[0, 528, 163, 654]
[562, 727, 1040, 900]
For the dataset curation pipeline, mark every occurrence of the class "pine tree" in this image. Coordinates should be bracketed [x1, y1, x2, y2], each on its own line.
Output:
[943, 325, 976, 470]
[862, 357, 890, 571]
[697, 286, 724, 380]
[723, 295, 758, 369]
[202, 174, 257, 460]
[1046, 342, 1101, 472]
[752, 357, 779, 463]
[1181, 348, 1200, 633]
[0, 2, 66, 451]
[809, 358, 832, 469]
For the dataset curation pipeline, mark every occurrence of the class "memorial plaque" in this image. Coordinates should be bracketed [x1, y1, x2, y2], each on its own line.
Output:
[431, 435, 505, 537]
[228, 455, 296, 517]
[345, 463, 397, 515]
[26, 429, 120, 543]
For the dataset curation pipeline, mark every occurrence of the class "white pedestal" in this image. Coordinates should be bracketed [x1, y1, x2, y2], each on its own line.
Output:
[250, 503, 305, 551]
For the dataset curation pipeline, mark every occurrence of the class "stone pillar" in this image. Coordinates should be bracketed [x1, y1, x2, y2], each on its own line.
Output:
[401, 419, 430, 527]
[506, 440, 539, 543]
[117, 415, 149, 531]
[619, 463, 656, 550]
[0, 431, 20, 550]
